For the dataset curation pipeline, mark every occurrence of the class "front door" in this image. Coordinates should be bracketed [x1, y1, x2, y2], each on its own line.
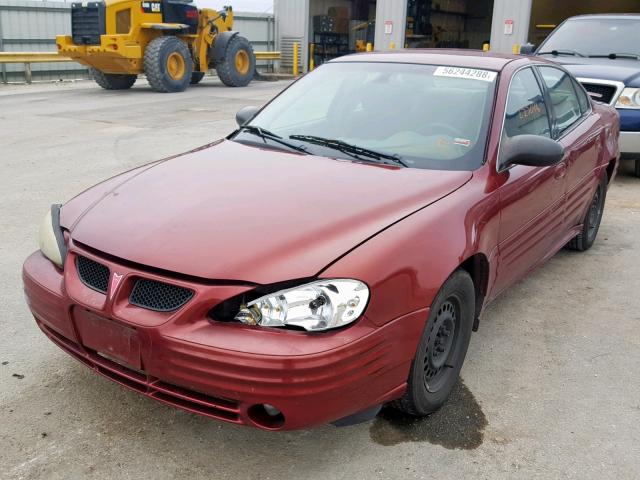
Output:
[494, 67, 568, 295]
[537, 66, 601, 229]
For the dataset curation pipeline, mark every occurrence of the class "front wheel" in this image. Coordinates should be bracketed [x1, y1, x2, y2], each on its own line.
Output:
[567, 173, 607, 251]
[392, 270, 475, 416]
[216, 35, 255, 87]
[144, 36, 193, 93]
[635, 159, 640, 178]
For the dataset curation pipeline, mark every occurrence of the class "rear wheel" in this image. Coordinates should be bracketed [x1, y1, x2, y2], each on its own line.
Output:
[635, 159, 640, 178]
[392, 270, 475, 416]
[90, 68, 136, 90]
[144, 36, 193, 93]
[216, 35, 255, 87]
[190, 71, 205, 84]
[567, 173, 607, 251]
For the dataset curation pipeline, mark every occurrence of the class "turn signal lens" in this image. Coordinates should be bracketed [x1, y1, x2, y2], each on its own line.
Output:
[235, 279, 369, 331]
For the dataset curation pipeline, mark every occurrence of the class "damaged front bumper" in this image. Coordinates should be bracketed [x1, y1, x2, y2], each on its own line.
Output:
[22, 243, 426, 430]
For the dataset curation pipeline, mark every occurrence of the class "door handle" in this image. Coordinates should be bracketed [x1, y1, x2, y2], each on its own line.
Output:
[554, 162, 567, 180]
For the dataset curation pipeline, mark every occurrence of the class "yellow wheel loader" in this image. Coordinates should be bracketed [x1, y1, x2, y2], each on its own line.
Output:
[56, 1, 255, 92]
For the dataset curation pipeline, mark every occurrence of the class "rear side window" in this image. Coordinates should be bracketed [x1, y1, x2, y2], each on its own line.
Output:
[503, 67, 551, 138]
[538, 67, 582, 134]
[572, 79, 591, 114]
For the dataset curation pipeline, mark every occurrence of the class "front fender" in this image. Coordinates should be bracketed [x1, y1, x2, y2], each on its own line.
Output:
[319, 173, 500, 327]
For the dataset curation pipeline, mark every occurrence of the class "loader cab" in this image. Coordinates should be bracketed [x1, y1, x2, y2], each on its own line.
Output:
[160, 0, 199, 34]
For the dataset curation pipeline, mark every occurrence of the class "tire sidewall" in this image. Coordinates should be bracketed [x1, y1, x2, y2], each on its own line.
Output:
[145, 36, 193, 93]
[408, 271, 475, 413]
[583, 174, 608, 248]
[219, 37, 255, 87]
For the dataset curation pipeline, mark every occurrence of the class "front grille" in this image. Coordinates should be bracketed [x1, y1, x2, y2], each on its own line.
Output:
[71, 2, 106, 45]
[76, 256, 110, 294]
[580, 83, 617, 105]
[129, 278, 193, 312]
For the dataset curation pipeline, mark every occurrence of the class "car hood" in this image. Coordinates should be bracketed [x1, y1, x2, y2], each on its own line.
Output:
[545, 56, 640, 86]
[67, 140, 472, 284]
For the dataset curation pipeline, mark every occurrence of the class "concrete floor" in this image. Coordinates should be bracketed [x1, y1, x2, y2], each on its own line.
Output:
[1, 77, 639, 480]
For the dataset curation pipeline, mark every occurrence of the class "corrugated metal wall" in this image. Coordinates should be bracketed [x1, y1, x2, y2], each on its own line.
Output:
[0, 0, 275, 83]
[273, 0, 308, 71]
[0, 0, 83, 82]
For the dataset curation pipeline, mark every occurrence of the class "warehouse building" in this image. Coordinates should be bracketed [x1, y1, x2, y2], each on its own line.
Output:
[274, 0, 640, 72]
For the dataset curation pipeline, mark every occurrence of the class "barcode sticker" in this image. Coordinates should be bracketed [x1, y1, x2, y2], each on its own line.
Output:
[434, 66, 497, 82]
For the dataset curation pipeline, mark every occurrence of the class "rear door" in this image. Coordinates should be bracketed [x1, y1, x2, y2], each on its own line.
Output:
[536, 66, 601, 229]
[494, 67, 568, 295]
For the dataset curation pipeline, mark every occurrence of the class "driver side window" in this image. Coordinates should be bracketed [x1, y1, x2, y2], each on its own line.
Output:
[504, 68, 551, 139]
[499, 68, 552, 169]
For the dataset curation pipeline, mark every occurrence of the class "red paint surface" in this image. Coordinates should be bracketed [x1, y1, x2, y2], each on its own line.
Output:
[23, 52, 619, 429]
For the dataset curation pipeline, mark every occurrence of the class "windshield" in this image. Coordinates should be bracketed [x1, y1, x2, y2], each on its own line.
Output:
[538, 18, 640, 57]
[235, 62, 497, 171]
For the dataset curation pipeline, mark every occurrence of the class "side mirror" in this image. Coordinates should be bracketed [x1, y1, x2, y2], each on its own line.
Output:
[501, 134, 564, 170]
[236, 106, 260, 127]
[519, 43, 536, 55]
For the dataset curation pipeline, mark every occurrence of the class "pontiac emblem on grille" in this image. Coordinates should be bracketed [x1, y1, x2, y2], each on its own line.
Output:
[110, 273, 124, 299]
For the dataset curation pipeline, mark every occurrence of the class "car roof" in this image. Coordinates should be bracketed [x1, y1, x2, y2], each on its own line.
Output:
[331, 49, 525, 72]
[565, 13, 640, 20]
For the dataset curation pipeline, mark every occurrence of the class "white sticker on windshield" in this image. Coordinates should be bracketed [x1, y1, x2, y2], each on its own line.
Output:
[434, 66, 497, 82]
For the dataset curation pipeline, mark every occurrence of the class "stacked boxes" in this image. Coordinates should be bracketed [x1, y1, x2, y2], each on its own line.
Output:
[313, 5, 350, 34]
[313, 15, 336, 33]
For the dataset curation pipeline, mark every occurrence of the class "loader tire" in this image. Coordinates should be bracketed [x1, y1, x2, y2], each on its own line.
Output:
[216, 35, 255, 87]
[144, 36, 193, 93]
[90, 68, 136, 90]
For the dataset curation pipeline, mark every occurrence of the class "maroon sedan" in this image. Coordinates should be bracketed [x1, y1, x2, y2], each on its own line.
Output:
[24, 51, 619, 430]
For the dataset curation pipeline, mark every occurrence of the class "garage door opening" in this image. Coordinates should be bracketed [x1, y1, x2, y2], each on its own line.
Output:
[310, 0, 378, 67]
[404, 0, 494, 50]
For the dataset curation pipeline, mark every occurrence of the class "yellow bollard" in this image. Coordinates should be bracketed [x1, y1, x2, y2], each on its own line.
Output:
[512, 43, 521, 55]
[389, 42, 396, 50]
[293, 42, 299, 76]
[309, 43, 315, 71]
[482, 42, 490, 52]
[366, 42, 373, 52]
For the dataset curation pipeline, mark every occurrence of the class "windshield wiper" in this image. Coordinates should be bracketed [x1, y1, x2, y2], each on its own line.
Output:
[538, 49, 585, 57]
[588, 53, 640, 60]
[236, 125, 308, 153]
[289, 134, 408, 167]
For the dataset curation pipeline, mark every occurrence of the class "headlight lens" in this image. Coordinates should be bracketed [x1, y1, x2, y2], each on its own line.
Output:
[234, 279, 369, 332]
[615, 87, 640, 108]
[38, 205, 66, 268]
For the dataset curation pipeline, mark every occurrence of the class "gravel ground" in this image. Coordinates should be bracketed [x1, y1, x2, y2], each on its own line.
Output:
[1, 77, 639, 480]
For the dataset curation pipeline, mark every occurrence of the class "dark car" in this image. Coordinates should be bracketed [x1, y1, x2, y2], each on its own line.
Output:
[23, 51, 619, 430]
[524, 14, 640, 177]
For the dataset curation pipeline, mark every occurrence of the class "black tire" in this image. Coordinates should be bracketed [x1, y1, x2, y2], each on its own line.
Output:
[392, 270, 475, 416]
[635, 159, 640, 178]
[90, 68, 136, 90]
[144, 36, 193, 93]
[216, 35, 255, 87]
[190, 71, 205, 84]
[567, 173, 608, 251]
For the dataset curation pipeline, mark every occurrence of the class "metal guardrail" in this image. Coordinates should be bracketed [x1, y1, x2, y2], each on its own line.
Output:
[0, 50, 282, 83]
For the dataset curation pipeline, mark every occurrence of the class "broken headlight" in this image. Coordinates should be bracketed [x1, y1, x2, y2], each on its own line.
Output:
[38, 204, 67, 269]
